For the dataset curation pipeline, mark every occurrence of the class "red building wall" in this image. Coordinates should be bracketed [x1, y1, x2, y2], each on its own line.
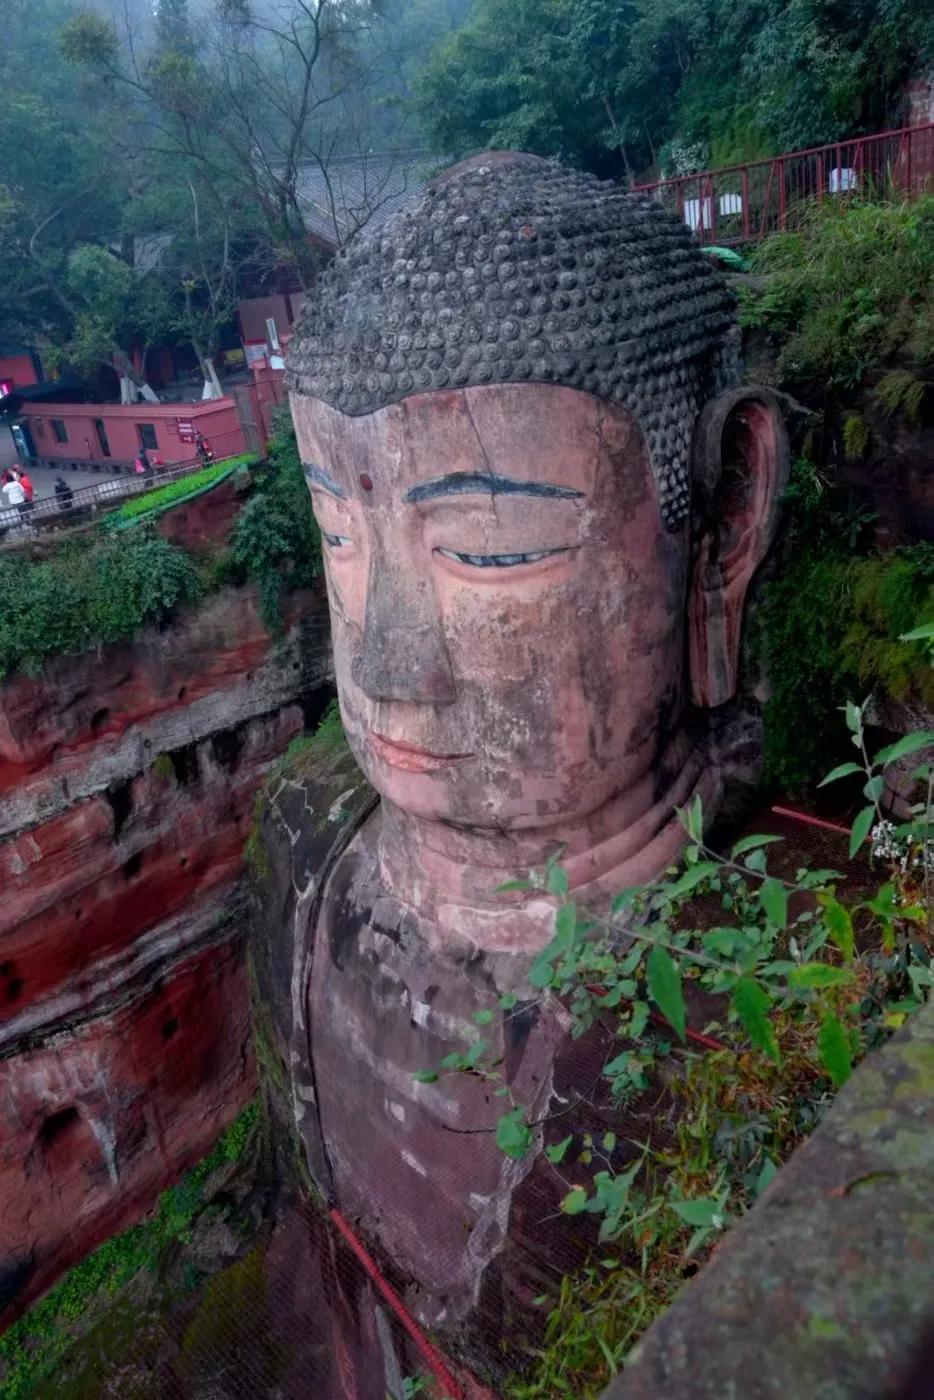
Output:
[0, 355, 40, 394]
[21, 399, 245, 468]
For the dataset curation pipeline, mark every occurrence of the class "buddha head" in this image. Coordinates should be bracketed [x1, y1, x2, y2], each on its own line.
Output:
[287, 154, 787, 851]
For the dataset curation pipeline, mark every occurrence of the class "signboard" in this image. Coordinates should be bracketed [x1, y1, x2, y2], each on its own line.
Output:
[176, 418, 196, 443]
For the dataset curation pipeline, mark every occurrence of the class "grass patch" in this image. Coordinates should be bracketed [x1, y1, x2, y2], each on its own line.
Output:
[109, 454, 258, 525]
[740, 195, 934, 391]
[0, 1103, 259, 1400]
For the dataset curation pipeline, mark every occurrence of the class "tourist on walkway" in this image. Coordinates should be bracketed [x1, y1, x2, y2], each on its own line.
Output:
[54, 476, 74, 512]
[1, 472, 26, 513]
[17, 467, 34, 505]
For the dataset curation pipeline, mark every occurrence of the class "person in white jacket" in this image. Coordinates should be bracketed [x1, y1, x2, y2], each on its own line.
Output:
[1, 472, 26, 509]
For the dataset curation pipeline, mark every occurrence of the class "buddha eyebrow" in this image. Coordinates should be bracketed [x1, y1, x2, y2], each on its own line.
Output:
[303, 463, 347, 499]
[405, 473, 583, 504]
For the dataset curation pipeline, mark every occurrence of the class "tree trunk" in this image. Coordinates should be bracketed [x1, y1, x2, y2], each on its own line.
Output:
[201, 357, 223, 400]
[112, 350, 160, 403]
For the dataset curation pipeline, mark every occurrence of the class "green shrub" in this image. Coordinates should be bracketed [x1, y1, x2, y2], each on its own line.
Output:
[231, 416, 321, 630]
[740, 196, 934, 390]
[762, 530, 934, 791]
[0, 530, 201, 677]
[111, 455, 257, 524]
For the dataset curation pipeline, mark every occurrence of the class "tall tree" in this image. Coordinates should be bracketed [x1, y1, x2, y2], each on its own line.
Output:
[155, 0, 193, 55]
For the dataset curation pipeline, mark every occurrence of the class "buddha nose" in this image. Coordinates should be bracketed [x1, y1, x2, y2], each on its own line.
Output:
[352, 558, 456, 705]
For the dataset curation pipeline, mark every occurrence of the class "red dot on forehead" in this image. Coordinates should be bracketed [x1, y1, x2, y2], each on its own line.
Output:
[359, 472, 374, 492]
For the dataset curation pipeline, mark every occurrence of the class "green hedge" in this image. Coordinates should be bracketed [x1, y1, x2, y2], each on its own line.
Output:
[108, 454, 258, 526]
[0, 530, 201, 678]
[762, 518, 934, 791]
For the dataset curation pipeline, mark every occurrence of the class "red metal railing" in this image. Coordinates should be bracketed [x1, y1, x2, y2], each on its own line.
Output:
[0, 448, 256, 539]
[633, 122, 934, 245]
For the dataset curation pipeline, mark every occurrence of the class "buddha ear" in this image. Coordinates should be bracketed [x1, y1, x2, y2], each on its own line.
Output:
[687, 386, 790, 709]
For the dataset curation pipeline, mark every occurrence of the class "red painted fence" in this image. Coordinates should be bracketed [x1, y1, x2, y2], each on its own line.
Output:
[633, 122, 934, 245]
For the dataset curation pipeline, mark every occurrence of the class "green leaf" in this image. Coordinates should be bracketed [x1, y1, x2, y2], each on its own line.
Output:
[499, 992, 518, 1010]
[646, 944, 686, 1042]
[495, 1108, 532, 1160]
[463, 1037, 488, 1068]
[472, 1008, 494, 1025]
[495, 879, 533, 893]
[818, 895, 854, 960]
[849, 805, 875, 857]
[731, 833, 784, 858]
[412, 1070, 439, 1084]
[528, 958, 556, 989]
[611, 885, 645, 915]
[555, 901, 578, 943]
[759, 878, 788, 929]
[602, 1132, 617, 1153]
[900, 623, 934, 642]
[755, 1157, 778, 1196]
[874, 731, 934, 768]
[663, 863, 718, 901]
[863, 774, 885, 802]
[789, 963, 854, 990]
[678, 794, 704, 841]
[669, 1197, 721, 1227]
[745, 848, 768, 874]
[562, 1188, 589, 1215]
[818, 762, 863, 787]
[546, 863, 569, 896]
[546, 1134, 573, 1164]
[844, 700, 863, 734]
[818, 1013, 852, 1087]
[732, 977, 780, 1062]
[603, 1051, 632, 1078]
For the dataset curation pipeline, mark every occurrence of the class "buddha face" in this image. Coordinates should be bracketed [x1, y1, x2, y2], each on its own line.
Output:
[293, 382, 694, 832]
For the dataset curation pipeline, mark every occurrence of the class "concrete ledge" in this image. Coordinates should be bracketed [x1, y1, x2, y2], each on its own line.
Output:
[603, 999, 934, 1400]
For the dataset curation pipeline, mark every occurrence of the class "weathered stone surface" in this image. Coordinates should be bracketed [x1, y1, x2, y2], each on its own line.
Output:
[603, 999, 934, 1400]
[0, 585, 330, 836]
[0, 930, 254, 1322]
[1, 578, 333, 1322]
[2, 704, 302, 1019]
[155, 469, 250, 553]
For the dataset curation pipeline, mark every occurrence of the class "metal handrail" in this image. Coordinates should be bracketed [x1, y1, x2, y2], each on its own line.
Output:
[632, 122, 934, 244]
[633, 121, 934, 192]
[0, 455, 245, 535]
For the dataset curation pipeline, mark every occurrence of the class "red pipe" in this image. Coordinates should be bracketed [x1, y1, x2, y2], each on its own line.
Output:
[649, 1009, 728, 1052]
[585, 984, 728, 1052]
[328, 1207, 466, 1400]
[770, 804, 851, 836]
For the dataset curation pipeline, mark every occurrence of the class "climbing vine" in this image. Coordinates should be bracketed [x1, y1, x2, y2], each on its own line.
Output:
[231, 415, 321, 630]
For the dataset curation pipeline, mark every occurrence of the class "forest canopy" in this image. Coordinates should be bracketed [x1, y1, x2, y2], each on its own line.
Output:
[0, 0, 930, 383]
[414, 0, 934, 179]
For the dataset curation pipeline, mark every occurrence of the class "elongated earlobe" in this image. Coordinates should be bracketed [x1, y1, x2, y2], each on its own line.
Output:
[688, 387, 790, 708]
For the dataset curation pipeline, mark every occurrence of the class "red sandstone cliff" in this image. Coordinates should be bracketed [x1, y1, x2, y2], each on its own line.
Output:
[0, 583, 332, 1323]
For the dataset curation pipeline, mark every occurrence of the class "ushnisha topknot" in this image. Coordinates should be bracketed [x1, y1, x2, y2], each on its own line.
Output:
[287, 152, 738, 529]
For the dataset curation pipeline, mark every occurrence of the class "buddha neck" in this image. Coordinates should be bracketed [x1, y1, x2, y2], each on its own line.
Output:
[372, 730, 720, 954]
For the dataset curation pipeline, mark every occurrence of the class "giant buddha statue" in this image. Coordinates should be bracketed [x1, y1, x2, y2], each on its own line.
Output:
[252, 152, 788, 1392]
